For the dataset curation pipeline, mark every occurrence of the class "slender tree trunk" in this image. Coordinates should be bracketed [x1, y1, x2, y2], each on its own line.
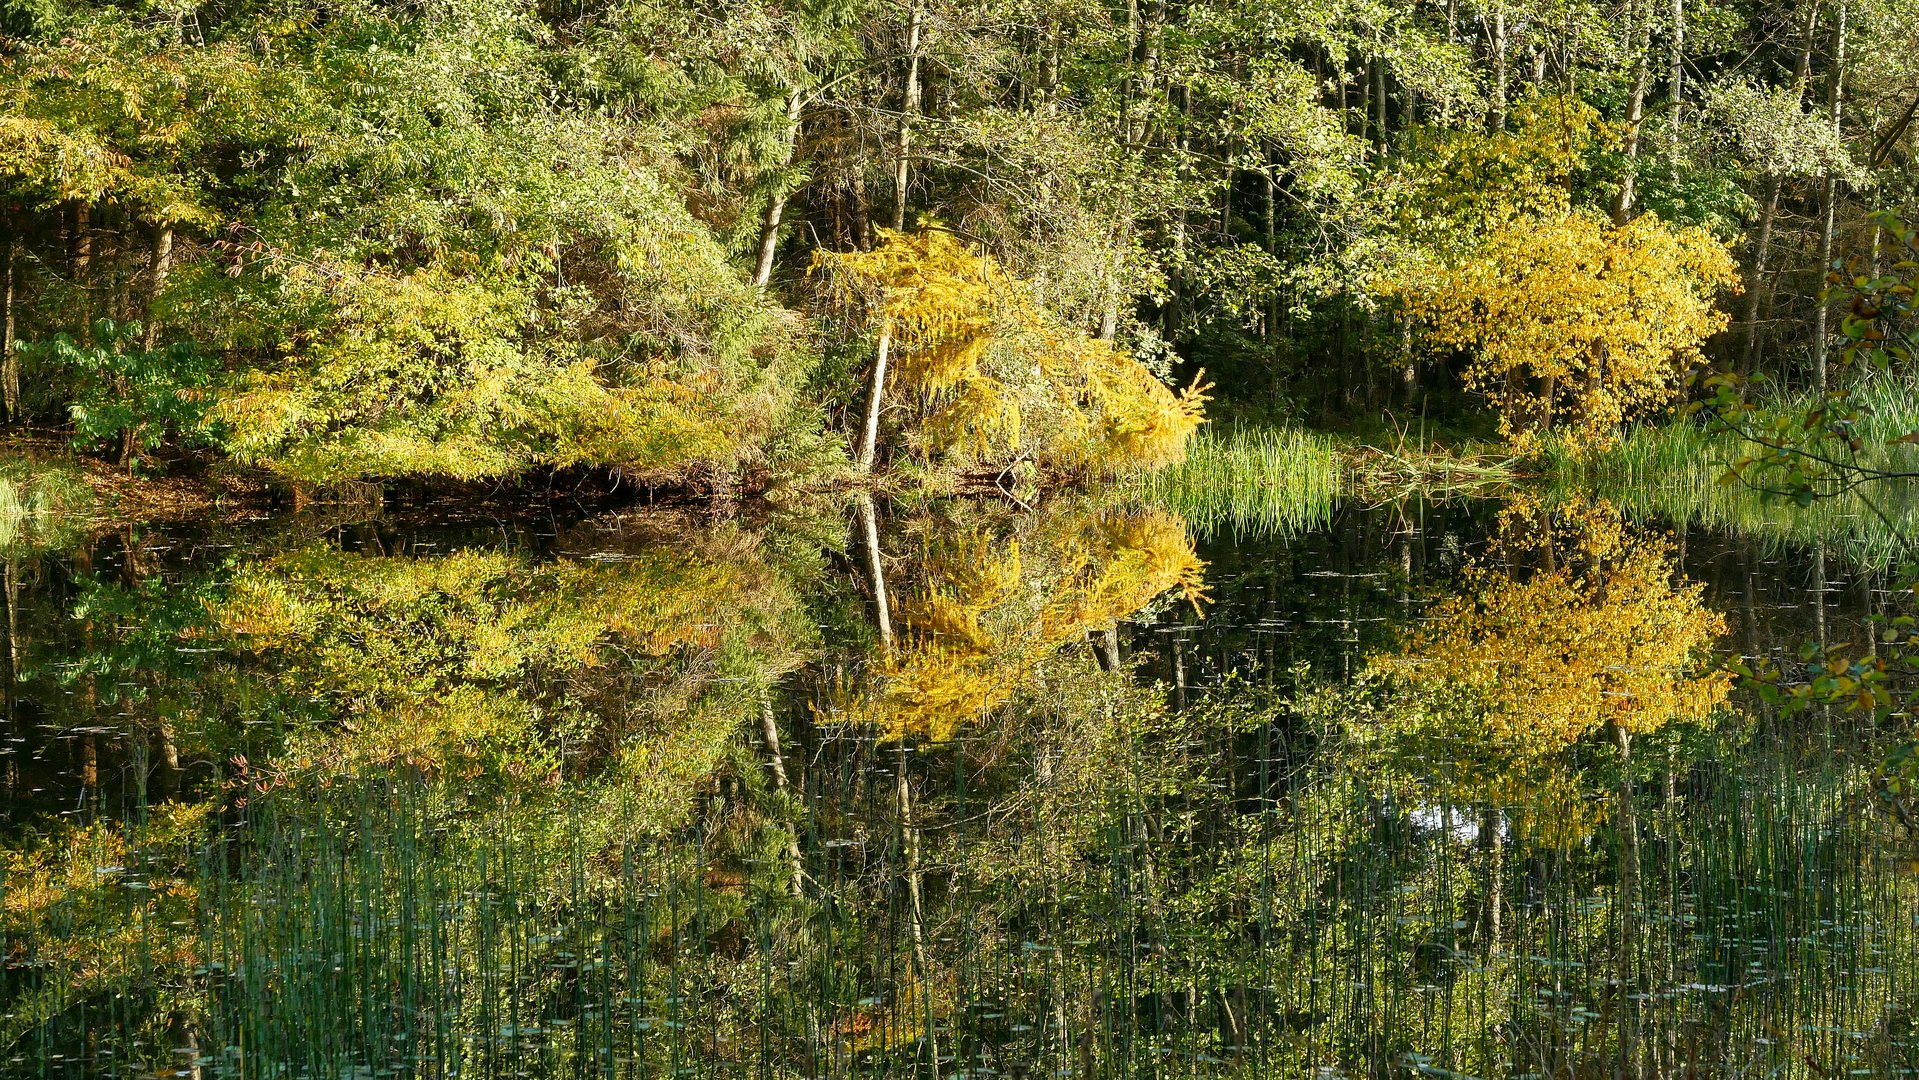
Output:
[119, 225, 174, 466]
[1170, 633, 1187, 710]
[1400, 321, 1416, 406]
[73, 202, 92, 341]
[1613, 0, 1653, 223]
[1803, 178, 1834, 393]
[896, 751, 937, 1077]
[1812, 547, 1828, 651]
[857, 492, 895, 653]
[759, 692, 806, 897]
[142, 226, 173, 352]
[1810, 0, 1847, 394]
[1262, 162, 1276, 338]
[1738, 179, 1782, 371]
[1613, 721, 1642, 1080]
[1740, 5, 1820, 376]
[165, 1012, 203, 1080]
[892, 1, 924, 232]
[1042, 18, 1062, 97]
[1359, 58, 1374, 151]
[1668, 0, 1684, 156]
[1563, 8, 1577, 93]
[80, 732, 98, 792]
[1126, 0, 1164, 147]
[1862, 218, 1883, 380]
[1489, 8, 1508, 131]
[1, 230, 17, 423]
[3, 556, 17, 737]
[753, 89, 807, 288]
[1374, 58, 1388, 150]
[1481, 808, 1502, 947]
[858, 322, 892, 471]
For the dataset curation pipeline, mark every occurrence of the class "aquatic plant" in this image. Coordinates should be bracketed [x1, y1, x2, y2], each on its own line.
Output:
[1134, 425, 1341, 538]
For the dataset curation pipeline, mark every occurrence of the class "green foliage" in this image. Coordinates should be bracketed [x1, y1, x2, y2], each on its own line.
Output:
[1695, 212, 1919, 502]
[20, 320, 218, 461]
[0, 0, 1909, 478]
[1381, 95, 1620, 250]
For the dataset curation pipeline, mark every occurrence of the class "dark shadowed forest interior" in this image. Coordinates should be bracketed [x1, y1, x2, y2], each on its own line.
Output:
[0, 0, 1917, 1075]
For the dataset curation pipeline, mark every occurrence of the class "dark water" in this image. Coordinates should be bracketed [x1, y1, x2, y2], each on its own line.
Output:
[1, 488, 1915, 1078]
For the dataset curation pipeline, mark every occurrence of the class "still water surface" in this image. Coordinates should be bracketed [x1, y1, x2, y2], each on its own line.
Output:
[0, 488, 1913, 1078]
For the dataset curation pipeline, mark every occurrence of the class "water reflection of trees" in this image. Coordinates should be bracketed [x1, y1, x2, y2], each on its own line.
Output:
[7, 497, 1919, 1078]
[1378, 496, 1730, 755]
[825, 499, 1205, 741]
[3, 510, 826, 1074]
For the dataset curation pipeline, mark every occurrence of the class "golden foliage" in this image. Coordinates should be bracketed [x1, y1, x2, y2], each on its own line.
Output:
[1377, 498, 1730, 753]
[214, 267, 738, 482]
[1, 803, 212, 986]
[829, 508, 1206, 742]
[1388, 95, 1617, 242]
[1383, 211, 1739, 448]
[813, 228, 1207, 470]
[208, 537, 802, 779]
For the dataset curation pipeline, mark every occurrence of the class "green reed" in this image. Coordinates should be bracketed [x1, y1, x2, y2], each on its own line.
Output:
[10, 496, 1919, 1079]
[12, 695, 1919, 1077]
[1557, 382, 1919, 567]
[0, 458, 88, 551]
[1137, 427, 1342, 538]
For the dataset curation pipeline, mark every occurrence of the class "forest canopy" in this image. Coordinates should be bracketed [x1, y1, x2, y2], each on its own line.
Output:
[0, 0, 1912, 479]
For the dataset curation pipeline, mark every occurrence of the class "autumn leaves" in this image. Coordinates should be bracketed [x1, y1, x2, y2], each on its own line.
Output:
[812, 227, 1209, 474]
[1376, 96, 1742, 448]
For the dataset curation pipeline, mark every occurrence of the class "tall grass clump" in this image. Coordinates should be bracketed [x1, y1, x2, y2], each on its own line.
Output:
[1137, 426, 1341, 538]
[0, 457, 90, 550]
[1557, 380, 1919, 566]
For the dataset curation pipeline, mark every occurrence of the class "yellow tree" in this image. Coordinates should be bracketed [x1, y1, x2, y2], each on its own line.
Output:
[813, 227, 1207, 472]
[1372, 94, 1740, 448]
[1376, 497, 1730, 754]
[826, 505, 1206, 742]
[1385, 211, 1738, 447]
[1383, 94, 1618, 248]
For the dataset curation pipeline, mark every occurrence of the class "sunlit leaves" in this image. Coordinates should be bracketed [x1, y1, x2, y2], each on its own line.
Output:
[814, 227, 1208, 470]
[826, 506, 1205, 742]
[1378, 498, 1731, 753]
[1381, 95, 1619, 251]
[1385, 211, 1739, 448]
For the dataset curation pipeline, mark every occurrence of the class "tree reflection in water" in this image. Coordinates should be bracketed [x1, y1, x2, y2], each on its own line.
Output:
[1, 493, 1915, 1078]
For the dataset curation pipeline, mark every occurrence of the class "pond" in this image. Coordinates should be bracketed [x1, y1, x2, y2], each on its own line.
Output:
[1, 484, 1914, 1078]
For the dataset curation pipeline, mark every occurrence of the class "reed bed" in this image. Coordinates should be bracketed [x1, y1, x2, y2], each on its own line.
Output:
[1140, 426, 1527, 542]
[0, 459, 89, 551]
[1344, 443, 1525, 502]
[16, 699, 1915, 1078]
[7, 471, 1919, 1079]
[1136, 426, 1342, 538]
[1561, 382, 1919, 567]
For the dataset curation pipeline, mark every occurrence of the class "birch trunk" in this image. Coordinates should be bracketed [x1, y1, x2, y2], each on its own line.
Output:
[857, 493, 895, 653]
[892, 2, 924, 231]
[857, 323, 892, 471]
[1810, 0, 1847, 394]
[752, 89, 807, 288]
[1612, 0, 1653, 223]
[1, 231, 16, 423]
